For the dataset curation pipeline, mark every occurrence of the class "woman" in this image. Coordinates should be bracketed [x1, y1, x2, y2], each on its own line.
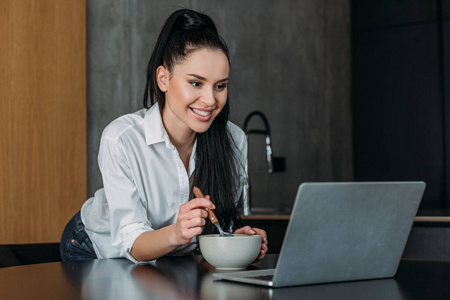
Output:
[60, 8, 268, 263]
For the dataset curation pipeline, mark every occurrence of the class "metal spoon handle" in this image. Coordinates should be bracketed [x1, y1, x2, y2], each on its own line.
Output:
[214, 222, 226, 235]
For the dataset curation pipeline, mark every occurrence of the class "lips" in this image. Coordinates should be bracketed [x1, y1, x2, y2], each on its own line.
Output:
[190, 107, 213, 121]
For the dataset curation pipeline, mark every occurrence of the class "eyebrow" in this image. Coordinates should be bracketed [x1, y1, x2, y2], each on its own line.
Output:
[187, 74, 229, 83]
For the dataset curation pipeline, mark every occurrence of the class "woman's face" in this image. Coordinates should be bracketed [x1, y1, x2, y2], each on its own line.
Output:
[158, 48, 229, 136]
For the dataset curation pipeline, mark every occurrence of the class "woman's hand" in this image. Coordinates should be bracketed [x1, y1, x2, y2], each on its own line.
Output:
[234, 226, 268, 261]
[173, 197, 215, 245]
[131, 197, 214, 262]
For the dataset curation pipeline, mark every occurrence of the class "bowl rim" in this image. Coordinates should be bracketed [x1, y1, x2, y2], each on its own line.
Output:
[199, 233, 261, 239]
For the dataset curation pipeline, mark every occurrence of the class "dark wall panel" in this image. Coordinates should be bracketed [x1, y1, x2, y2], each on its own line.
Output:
[352, 0, 437, 29]
[445, 21, 450, 206]
[444, 0, 450, 19]
[352, 24, 443, 208]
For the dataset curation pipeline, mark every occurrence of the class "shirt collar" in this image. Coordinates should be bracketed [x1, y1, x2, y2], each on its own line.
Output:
[144, 104, 169, 146]
[144, 104, 198, 176]
[144, 103, 197, 165]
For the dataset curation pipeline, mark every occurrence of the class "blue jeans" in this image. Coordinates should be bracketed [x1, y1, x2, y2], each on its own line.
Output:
[60, 211, 97, 261]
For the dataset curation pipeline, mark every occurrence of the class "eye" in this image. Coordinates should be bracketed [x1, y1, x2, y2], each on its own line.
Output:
[215, 83, 228, 91]
[190, 81, 202, 88]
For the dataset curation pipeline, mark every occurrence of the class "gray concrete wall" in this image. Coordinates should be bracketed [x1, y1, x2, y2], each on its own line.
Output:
[87, 0, 352, 211]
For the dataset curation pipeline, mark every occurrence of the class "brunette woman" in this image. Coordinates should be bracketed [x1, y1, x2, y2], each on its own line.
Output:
[60, 8, 268, 263]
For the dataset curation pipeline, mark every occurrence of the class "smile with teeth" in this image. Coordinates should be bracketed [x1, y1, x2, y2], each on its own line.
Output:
[191, 108, 212, 117]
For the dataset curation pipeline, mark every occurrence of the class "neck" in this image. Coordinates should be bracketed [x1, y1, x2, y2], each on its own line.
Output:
[161, 109, 196, 171]
[162, 116, 196, 150]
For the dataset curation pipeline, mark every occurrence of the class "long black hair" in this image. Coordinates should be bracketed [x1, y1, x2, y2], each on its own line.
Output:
[143, 9, 242, 234]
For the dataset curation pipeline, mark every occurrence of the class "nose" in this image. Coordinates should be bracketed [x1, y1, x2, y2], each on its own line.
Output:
[201, 86, 216, 106]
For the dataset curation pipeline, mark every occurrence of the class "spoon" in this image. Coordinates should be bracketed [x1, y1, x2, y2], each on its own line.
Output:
[193, 187, 232, 237]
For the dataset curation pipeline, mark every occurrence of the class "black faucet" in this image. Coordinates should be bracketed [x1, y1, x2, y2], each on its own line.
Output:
[242, 111, 286, 215]
[243, 111, 275, 173]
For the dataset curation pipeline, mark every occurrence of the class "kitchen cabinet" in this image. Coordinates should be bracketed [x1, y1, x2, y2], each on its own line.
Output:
[352, 0, 448, 209]
[244, 215, 450, 260]
[0, 1, 86, 243]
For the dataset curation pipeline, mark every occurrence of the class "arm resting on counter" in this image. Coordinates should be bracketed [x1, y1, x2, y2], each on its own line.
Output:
[130, 225, 180, 262]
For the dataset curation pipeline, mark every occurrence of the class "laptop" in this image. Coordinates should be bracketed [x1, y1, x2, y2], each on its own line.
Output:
[213, 182, 426, 287]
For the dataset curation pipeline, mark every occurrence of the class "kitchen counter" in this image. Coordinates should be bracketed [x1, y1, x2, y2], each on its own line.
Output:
[241, 214, 450, 260]
[1, 254, 450, 299]
[241, 214, 290, 220]
[414, 216, 450, 223]
[241, 214, 450, 223]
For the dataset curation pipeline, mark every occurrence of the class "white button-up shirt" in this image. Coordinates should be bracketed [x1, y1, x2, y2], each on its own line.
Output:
[81, 104, 247, 263]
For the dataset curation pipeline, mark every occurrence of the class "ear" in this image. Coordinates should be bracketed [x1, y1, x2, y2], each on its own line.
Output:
[156, 65, 169, 92]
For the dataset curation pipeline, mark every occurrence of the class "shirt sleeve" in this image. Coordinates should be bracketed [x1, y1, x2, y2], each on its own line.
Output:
[98, 135, 154, 263]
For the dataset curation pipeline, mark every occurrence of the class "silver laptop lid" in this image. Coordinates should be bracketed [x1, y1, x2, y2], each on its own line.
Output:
[273, 182, 425, 287]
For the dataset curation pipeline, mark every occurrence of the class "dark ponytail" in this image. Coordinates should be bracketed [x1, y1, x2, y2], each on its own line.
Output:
[143, 9, 242, 233]
[143, 9, 229, 110]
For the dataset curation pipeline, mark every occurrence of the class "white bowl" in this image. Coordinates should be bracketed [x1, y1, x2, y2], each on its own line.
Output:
[199, 234, 262, 270]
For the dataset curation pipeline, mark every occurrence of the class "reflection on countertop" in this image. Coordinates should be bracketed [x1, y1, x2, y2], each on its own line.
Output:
[61, 256, 204, 300]
[59, 255, 404, 300]
[4, 254, 449, 299]
[60, 255, 273, 300]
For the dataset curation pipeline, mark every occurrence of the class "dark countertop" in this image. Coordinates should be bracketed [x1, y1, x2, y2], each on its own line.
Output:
[1, 254, 450, 299]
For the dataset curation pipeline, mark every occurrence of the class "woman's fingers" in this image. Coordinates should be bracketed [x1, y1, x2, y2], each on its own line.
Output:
[178, 194, 215, 223]
[178, 217, 205, 233]
[253, 227, 268, 245]
[253, 228, 268, 260]
[178, 227, 204, 242]
[177, 207, 208, 221]
[259, 241, 268, 256]
[175, 195, 214, 244]
[234, 226, 256, 235]
[235, 226, 269, 261]
[180, 197, 215, 213]
[175, 215, 206, 244]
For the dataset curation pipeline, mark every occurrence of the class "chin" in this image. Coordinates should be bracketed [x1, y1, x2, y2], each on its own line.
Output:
[193, 127, 211, 134]
[191, 122, 214, 134]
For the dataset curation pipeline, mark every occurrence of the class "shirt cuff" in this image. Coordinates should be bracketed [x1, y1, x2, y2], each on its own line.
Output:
[119, 224, 154, 264]
[125, 250, 156, 265]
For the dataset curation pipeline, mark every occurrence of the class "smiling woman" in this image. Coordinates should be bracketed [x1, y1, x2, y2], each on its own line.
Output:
[60, 8, 268, 264]
[156, 49, 230, 144]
